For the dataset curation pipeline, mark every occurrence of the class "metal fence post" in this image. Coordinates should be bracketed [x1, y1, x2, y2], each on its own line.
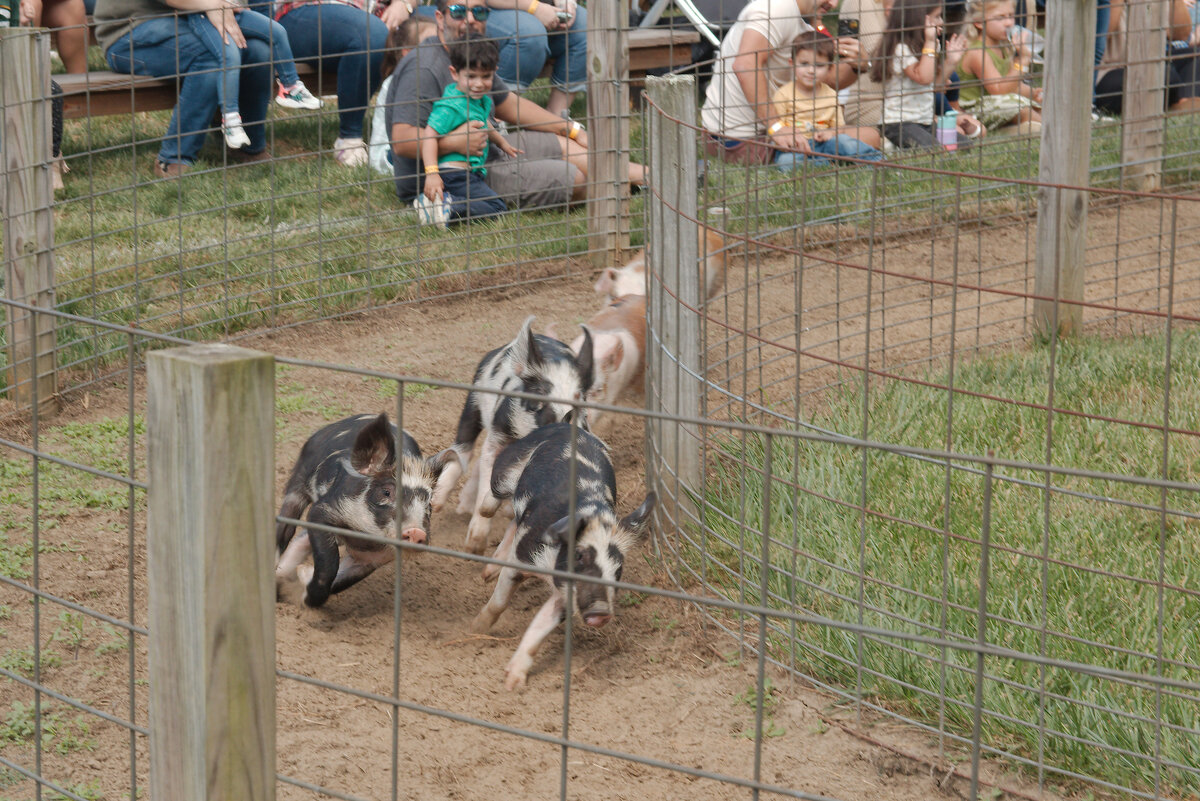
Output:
[644, 74, 701, 523]
[1, 27, 58, 414]
[146, 344, 276, 801]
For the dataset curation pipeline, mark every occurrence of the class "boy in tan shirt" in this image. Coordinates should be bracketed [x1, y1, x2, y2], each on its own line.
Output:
[769, 30, 883, 169]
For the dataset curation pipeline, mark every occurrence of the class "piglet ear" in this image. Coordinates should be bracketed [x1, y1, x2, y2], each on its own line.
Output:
[544, 514, 587, 549]
[575, 325, 595, 395]
[350, 413, 397, 476]
[618, 492, 657, 542]
[512, 315, 543, 376]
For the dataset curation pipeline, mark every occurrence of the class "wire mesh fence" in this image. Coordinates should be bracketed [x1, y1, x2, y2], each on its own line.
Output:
[2, 3, 1200, 800]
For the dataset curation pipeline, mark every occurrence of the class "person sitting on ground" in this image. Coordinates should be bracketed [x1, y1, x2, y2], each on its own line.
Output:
[485, 0, 586, 117]
[1094, 0, 1200, 116]
[873, 0, 972, 149]
[417, 34, 515, 224]
[769, 29, 883, 169]
[955, 0, 1042, 134]
[187, 3, 321, 150]
[370, 15, 438, 176]
[699, 0, 862, 165]
[386, 0, 645, 211]
[95, 0, 276, 178]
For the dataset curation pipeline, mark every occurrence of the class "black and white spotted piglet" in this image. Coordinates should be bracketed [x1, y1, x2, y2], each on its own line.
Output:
[470, 422, 656, 690]
[275, 413, 453, 607]
[432, 315, 594, 555]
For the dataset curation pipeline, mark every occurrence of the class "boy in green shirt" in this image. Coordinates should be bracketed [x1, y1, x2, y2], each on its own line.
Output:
[417, 34, 517, 227]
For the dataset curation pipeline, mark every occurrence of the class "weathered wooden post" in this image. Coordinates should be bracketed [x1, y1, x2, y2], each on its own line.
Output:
[1034, 0, 1096, 339]
[644, 74, 701, 517]
[1121, 0, 1168, 191]
[586, 0, 631, 268]
[147, 344, 276, 801]
[1, 27, 58, 413]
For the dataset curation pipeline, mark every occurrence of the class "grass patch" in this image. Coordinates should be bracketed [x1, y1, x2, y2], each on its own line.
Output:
[0, 701, 95, 756]
[699, 328, 1200, 795]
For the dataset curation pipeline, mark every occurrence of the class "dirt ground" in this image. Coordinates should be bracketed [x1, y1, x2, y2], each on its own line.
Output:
[4, 199, 1196, 801]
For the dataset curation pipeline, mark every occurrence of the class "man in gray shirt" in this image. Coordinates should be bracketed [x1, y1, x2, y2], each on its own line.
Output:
[385, 0, 589, 209]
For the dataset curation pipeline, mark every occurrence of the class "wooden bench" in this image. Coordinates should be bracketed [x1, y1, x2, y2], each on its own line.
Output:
[57, 27, 699, 120]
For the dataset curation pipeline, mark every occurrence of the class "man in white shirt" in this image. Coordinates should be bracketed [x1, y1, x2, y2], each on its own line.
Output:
[700, 0, 862, 163]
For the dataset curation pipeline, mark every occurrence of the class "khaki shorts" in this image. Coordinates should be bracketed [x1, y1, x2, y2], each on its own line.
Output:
[485, 130, 580, 210]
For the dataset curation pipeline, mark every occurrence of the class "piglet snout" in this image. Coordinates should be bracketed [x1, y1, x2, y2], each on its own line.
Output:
[400, 527, 428, 544]
[582, 606, 612, 628]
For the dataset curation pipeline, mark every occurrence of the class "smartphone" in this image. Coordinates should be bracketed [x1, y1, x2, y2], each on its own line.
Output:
[836, 18, 859, 37]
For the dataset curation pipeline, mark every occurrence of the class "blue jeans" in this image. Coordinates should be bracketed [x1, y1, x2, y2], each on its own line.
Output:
[439, 167, 507, 224]
[774, 135, 883, 169]
[187, 9, 300, 115]
[105, 15, 273, 165]
[486, 6, 587, 92]
[274, 2, 387, 139]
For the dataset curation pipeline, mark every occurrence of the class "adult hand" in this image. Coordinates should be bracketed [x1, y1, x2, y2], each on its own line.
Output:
[531, 1, 564, 30]
[835, 36, 862, 70]
[447, 119, 489, 157]
[378, 0, 412, 31]
[205, 4, 246, 48]
[772, 128, 812, 156]
[19, 0, 38, 26]
[1031, 86, 1044, 106]
[555, 0, 577, 27]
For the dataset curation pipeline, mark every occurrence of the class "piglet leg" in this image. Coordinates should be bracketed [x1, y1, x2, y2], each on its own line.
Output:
[464, 436, 503, 554]
[472, 563, 521, 633]
[481, 520, 518, 582]
[505, 592, 566, 691]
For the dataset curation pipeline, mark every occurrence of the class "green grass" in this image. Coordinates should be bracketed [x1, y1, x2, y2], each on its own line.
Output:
[698, 328, 1200, 796]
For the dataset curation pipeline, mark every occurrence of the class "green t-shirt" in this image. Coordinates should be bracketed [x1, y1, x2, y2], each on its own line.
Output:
[426, 83, 494, 173]
[957, 40, 1016, 106]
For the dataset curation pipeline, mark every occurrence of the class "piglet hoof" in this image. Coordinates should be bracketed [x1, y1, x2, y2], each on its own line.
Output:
[481, 562, 500, 583]
[470, 610, 496, 635]
[479, 494, 501, 518]
[504, 654, 533, 691]
[464, 518, 491, 555]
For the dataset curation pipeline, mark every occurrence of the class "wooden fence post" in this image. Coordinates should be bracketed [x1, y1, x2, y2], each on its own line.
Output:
[586, 0, 630, 268]
[645, 74, 701, 515]
[1, 27, 58, 413]
[1121, 0, 1168, 191]
[147, 344, 276, 801]
[1034, 0, 1095, 339]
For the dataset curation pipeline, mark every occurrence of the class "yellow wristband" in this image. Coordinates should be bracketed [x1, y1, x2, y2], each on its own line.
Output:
[767, 121, 784, 135]
[527, 0, 539, 13]
[424, 165, 439, 174]
[568, 121, 582, 140]
[921, 48, 937, 56]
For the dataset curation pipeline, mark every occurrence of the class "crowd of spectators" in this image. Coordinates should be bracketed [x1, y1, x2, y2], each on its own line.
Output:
[19, 0, 1200, 217]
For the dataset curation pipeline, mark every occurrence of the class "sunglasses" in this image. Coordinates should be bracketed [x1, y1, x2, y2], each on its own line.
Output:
[446, 4, 491, 21]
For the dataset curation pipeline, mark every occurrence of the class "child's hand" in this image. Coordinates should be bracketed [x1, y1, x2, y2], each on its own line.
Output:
[497, 139, 523, 158]
[813, 130, 835, 143]
[944, 32, 969, 69]
[923, 12, 942, 46]
[1031, 86, 1044, 106]
[424, 173, 444, 202]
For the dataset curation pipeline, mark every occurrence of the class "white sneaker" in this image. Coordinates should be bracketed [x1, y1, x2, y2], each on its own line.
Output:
[276, 81, 322, 110]
[223, 113, 251, 150]
[333, 137, 368, 167]
[413, 194, 449, 228]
